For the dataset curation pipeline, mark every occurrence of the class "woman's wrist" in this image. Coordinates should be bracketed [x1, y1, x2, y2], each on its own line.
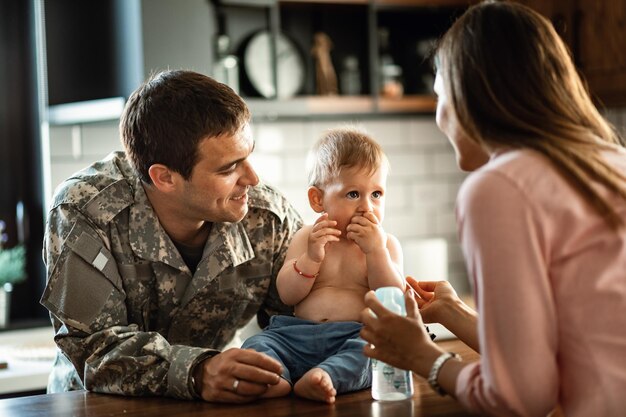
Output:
[440, 297, 479, 351]
[412, 342, 445, 378]
[434, 352, 465, 399]
[428, 351, 461, 395]
[439, 297, 473, 327]
[410, 337, 465, 396]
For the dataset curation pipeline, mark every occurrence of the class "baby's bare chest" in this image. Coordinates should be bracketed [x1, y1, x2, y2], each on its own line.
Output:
[316, 244, 368, 287]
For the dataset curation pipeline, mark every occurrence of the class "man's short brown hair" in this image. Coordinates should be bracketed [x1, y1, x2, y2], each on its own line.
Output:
[120, 70, 250, 183]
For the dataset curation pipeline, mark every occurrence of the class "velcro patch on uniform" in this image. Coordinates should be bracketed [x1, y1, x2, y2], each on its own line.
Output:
[92, 251, 108, 271]
[44, 251, 117, 332]
[68, 231, 122, 289]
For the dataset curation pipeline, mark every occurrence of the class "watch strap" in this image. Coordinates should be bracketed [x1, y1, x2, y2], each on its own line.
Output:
[427, 351, 460, 396]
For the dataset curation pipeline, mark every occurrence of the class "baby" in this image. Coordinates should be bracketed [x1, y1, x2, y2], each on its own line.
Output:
[242, 127, 404, 403]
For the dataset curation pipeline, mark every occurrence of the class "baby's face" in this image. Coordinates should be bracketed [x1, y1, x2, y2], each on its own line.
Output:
[319, 165, 388, 234]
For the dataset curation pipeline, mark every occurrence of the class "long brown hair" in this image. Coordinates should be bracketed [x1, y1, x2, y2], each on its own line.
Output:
[436, 0, 626, 229]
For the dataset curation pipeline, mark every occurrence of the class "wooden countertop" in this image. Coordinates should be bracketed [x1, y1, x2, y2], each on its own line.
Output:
[0, 339, 478, 417]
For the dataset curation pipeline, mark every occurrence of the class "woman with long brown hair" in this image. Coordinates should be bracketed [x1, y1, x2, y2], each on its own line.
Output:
[360, 1, 626, 416]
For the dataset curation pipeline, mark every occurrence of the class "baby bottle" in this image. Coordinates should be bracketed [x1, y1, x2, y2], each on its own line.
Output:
[371, 286, 415, 401]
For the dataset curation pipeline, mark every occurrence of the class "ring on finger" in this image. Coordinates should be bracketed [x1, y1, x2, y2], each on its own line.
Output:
[232, 379, 240, 393]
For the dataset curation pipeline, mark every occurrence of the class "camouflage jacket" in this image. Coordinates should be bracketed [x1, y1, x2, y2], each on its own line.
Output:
[41, 151, 302, 399]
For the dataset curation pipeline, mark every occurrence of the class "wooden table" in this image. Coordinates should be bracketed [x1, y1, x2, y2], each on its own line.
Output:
[0, 340, 478, 417]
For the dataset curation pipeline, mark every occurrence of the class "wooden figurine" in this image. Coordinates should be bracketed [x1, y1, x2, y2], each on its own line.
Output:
[311, 32, 338, 95]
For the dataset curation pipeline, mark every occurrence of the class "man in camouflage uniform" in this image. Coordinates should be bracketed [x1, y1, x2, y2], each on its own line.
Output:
[40, 70, 303, 403]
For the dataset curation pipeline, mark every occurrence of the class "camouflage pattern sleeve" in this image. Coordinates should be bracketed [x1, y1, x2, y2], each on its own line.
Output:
[41, 204, 216, 399]
[258, 195, 303, 327]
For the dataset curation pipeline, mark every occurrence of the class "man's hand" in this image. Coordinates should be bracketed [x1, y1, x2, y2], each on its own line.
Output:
[193, 348, 283, 403]
[346, 211, 386, 254]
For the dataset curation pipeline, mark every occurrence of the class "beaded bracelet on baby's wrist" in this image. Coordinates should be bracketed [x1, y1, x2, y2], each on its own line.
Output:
[292, 259, 319, 279]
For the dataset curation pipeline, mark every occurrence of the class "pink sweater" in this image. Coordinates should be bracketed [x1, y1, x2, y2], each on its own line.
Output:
[454, 148, 626, 417]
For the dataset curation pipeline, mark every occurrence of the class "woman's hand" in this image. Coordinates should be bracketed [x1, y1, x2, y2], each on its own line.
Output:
[407, 277, 463, 325]
[360, 290, 443, 377]
[407, 277, 480, 352]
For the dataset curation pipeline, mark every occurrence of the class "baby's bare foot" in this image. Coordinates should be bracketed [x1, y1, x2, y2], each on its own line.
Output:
[294, 368, 337, 404]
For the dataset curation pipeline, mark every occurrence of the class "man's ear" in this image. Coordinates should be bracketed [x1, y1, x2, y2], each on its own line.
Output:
[148, 164, 178, 193]
[307, 186, 325, 213]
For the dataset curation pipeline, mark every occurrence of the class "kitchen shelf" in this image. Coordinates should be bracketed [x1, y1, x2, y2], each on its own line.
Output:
[303, 96, 377, 113]
[377, 95, 437, 112]
[375, 0, 475, 6]
[246, 94, 436, 119]
[47, 97, 126, 126]
[281, 0, 368, 4]
[280, 0, 473, 5]
[214, 0, 465, 116]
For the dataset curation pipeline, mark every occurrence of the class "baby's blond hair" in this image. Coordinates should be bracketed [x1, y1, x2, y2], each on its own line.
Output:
[307, 127, 389, 187]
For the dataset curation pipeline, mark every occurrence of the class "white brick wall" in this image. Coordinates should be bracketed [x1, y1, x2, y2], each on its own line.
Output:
[387, 152, 429, 178]
[47, 115, 471, 292]
[48, 121, 122, 191]
[54, 108, 626, 295]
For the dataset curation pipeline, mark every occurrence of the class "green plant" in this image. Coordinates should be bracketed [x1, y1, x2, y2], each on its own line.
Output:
[0, 220, 26, 286]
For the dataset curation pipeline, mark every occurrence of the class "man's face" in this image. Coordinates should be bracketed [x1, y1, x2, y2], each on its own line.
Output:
[179, 123, 259, 223]
[318, 165, 388, 235]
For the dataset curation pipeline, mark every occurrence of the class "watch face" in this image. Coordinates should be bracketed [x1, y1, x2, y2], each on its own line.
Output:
[243, 30, 305, 99]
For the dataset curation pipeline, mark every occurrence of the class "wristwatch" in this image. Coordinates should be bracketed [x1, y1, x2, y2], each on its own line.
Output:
[428, 351, 460, 396]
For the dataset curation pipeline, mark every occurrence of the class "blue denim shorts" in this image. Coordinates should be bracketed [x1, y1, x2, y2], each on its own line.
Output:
[241, 315, 371, 393]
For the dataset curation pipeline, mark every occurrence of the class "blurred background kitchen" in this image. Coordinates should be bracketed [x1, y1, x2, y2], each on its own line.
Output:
[1, 0, 625, 333]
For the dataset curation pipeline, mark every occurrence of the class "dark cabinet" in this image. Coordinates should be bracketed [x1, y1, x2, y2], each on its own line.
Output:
[44, 0, 143, 107]
[213, 0, 473, 116]
[576, 0, 626, 107]
[518, 0, 626, 107]
[43, 0, 144, 125]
